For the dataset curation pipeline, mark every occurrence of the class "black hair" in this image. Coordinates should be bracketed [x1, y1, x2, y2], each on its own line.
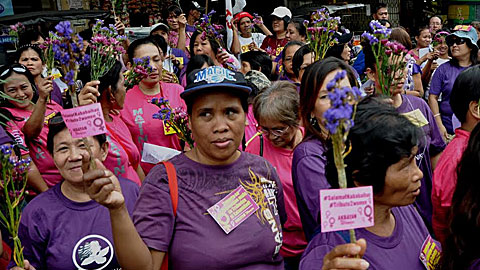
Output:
[16, 44, 44, 63]
[448, 37, 478, 66]
[413, 25, 431, 38]
[362, 40, 376, 71]
[18, 29, 45, 46]
[292, 44, 312, 77]
[441, 122, 480, 270]
[0, 64, 39, 108]
[184, 88, 249, 115]
[325, 43, 347, 60]
[186, 55, 215, 77]
[149, 35, 168, 57]
[325, 96, 419, 191]
[373, 3, 388, 14]
[282, 40, 304, 64]
[47, 113, 106, 155]
[189, 31, 223, 58]
[79, 28, 93, 42]
[378, 19, 392, 28]
[288, 19, 307, 38]
[449, 65, 480, 124]
[271, 15, 290, 32]
[127, 36, 163, 63]
[162, 5, 183, 22]
[78, 60, 123, 99]
[240, 51, 272, 79]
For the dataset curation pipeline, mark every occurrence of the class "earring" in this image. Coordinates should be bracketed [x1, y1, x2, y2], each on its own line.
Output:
[309, 115, 318, 127]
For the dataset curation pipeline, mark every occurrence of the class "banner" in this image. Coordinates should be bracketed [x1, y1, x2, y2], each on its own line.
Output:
[0, 0, 13, 18]
[226, 0, 233, 50]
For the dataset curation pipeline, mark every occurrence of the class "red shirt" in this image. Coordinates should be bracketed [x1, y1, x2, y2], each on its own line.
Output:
[260, 36, 288, 57]
[432, 128, 470, 243]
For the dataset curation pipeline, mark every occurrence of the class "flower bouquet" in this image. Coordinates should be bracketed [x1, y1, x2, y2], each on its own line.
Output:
[0, 145, 31, 268]
[361, 21, 407, 96]
[303, 8, 341, 61]
[9, 23, 25, 50]
[324, 70, 363, 243]
[151, 97, 194, 149]
[90, 19, 126, 80]
[124, 56, 154, 91]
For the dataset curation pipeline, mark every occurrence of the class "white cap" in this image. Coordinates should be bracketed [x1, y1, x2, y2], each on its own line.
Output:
[271, 6, 292, 19]
[150, 23, 169, 34]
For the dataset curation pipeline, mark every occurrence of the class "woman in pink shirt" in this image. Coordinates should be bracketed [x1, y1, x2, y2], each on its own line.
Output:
[0, 64, 61, 190]
[246, 81, 306, 269]
[79, 60, 144, 185]
[121, 36, 186, 174]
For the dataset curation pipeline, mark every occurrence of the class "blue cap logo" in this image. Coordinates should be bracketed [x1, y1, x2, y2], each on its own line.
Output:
[194, 66, 236, 84]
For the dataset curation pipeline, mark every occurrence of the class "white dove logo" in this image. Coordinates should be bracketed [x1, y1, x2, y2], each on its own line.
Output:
[72, 234, 114, 270]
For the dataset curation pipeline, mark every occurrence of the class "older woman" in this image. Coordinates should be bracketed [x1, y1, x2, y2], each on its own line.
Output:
[84, 66, 286, 269]
[300, 97, 439, 270]
[429, 27, 478, 139]
[10, 114, 139, 269]
[78, 61, 144, 185]
[0, 64, 61, 189]
[190, 31, 241, 69]
[293, 57, 359, 240]
[246, 81, 306, 269]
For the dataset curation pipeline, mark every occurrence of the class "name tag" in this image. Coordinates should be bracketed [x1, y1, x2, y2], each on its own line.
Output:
[401, 109, 429, 127]
[207, 186, 259, 234]
[419, 235, 441, 270]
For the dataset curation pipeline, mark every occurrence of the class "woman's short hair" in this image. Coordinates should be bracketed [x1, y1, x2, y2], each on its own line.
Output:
[16, 44, 45, 63]
[189, 31, 223, 57]
[240, 51, 272, 79]
[281, 40, 304, 64]
[390, 27, 413, 50]
[326, 96, 419, 191]
[450, 65, 480, 124]
[47, 113, 106, 155]
[186, 55, 215, 77]
[288, 19, 307, 39]
[253, 81, 299, 127]
[292, 45, 312, 78]
[299, 57, 357, 140]
[127, 36, 163, 63]
[78, 60, 123, 99]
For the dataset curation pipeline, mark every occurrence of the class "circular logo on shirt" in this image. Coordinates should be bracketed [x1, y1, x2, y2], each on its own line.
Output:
[72, 234, 114, 270]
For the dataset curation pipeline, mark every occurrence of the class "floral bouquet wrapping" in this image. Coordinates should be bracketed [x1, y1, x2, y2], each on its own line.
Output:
[0, 145, 31, 268]
[151, 97, 194, 149]
[90, 19, 126, 80]
[124, 56, 154, 91]
[324, 70, 362, 243]
[361, 21, 408, 96]
[303, 8, 341, 61]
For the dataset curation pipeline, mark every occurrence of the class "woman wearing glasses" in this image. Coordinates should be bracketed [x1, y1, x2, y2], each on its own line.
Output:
[9, 114, 139, 269]
[429, 27, 479, 141]
[0, 64, 62, 189]
[246, 81, 306, 269]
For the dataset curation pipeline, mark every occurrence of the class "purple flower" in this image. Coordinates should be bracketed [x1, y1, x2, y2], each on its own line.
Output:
[55, 21, 74, 37]
[82, 54, 91, 66]
[64, 70, 75, 86]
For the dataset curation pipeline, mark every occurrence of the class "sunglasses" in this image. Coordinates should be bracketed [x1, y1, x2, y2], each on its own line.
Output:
[447, 37, 468, 47]
[0, 65, 28, 78]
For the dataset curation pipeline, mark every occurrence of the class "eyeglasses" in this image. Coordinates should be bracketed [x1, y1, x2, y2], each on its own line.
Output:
[259, 126, 290, 137]
[447, 37, 468, 47]
[0, 65, 28, 78]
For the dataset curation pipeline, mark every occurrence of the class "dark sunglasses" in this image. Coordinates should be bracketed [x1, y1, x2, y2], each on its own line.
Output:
[447, 37, 468, 47]
[0, 65, 28, 78]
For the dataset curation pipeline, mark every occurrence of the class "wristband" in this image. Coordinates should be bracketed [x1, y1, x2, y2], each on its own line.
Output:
[434, 113, 441, 117]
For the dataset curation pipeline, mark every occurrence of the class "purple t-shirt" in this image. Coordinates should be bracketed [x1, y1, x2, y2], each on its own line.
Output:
[15, 178, 139, 269]
[430, 61, 470, 134]
[0, 125, 12, 145]
[299, 205, 438, 270]
[133, 152, 286, 269]
[396, 94, 446, 230]
[292, 136, 330, 241]
[470, 259, 480, 270]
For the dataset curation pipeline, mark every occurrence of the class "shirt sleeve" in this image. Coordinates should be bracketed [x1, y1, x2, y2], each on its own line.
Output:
[426, 106, 446, 156]
[299, 243, 335, 270]
[132, 165, 175, 252]
[260, 36, 271, 50]
[429, 65, 444, 96]
[5, 121, 28, 156]
[270, 162, 287, 226]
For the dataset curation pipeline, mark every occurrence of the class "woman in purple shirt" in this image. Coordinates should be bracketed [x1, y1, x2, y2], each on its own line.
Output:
[300, 97, 440, 270]
[293, 57, 359, 241]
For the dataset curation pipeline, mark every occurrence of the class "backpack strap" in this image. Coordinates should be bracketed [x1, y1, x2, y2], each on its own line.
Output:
[160, 161, 178, 216]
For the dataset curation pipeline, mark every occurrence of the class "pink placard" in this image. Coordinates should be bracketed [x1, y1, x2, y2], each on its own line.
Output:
[61, 103, 106, 138]
[320, 186, 374, 233]
[207, 186, 259, 234]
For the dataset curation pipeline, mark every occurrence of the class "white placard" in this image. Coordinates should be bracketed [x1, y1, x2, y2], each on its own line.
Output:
[141, 143, 181, 164]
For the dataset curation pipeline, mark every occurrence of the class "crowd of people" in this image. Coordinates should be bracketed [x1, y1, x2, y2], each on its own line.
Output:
[1, 1, 480, 270]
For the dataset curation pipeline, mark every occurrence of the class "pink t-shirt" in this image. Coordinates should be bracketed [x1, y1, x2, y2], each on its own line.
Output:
[5, 102, 63, 187]
[245, 129, 307, 257]
[432, 128, 470, 244]
[105, 115, 141, 186]
[245, 105, 258, 143]
[120, 82, 186, 174]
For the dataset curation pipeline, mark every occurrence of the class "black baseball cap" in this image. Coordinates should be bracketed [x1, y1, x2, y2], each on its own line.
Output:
[181, 66, 251, 101]
[189, 1, 205, 12]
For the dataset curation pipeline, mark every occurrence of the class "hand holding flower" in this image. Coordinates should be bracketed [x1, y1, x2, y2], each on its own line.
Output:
[78, 80, 101, 106]
[37, 77, 53, 102]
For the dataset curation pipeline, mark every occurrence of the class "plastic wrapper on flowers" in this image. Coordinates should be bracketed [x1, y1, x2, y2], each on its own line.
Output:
[0, 144, 31, 268]
[361, 20, 408, 96]
[90, 19, 126, 80]
[304, 8, 341, 61]
[324, 70, 362, 244]
[151, 97, 195, 149]
[124, 56, 154, 91]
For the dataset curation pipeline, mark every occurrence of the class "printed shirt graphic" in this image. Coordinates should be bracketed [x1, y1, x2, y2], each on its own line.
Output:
[4, 102, 63, 187]
[133, 152, 286, 269]
[16, 178, 139, 270]
[120, 81, 186, 174]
